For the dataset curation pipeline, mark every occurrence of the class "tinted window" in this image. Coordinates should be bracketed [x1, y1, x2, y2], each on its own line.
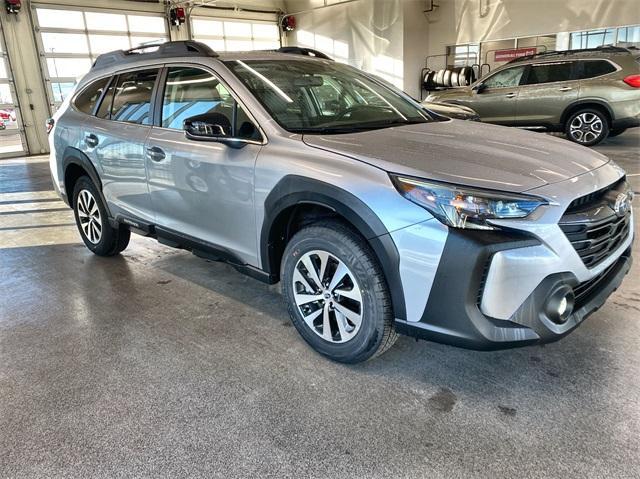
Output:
[523, 62, 573, 85]
[162, 66, 260, 140]
[74, 77, 109, 114]
[110, 69, 158, 125]
[484, 66, 525, 88]
[577, 60, 616, 79]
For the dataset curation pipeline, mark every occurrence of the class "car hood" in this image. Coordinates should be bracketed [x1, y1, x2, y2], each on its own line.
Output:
[302, 120, 610, 193]
[427, 87, 473, 102]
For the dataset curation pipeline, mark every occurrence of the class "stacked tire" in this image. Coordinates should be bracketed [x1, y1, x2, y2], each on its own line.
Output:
[423, 66, 476, 90]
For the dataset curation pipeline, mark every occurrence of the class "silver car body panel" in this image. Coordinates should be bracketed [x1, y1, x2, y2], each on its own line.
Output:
[302, 121, 610, 192]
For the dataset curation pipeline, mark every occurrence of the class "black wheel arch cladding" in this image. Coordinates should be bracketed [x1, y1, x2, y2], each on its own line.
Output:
[262, 175, 407, 321]
[62, 146, 112, 217]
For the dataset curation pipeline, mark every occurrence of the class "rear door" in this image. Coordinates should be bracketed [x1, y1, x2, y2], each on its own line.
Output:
[144, 65, 263, 265]
[471, 65, 526, 123]
[85, 67, 160, 222]
[515, 61, 579, 127]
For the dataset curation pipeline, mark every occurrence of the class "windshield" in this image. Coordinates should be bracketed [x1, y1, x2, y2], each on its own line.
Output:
[224, 59, 431, 134]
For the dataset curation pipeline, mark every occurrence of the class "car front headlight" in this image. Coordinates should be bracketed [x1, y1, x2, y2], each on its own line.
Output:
[391, 175, 547, 230]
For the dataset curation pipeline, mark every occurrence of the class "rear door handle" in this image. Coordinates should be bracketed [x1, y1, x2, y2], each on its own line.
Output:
[146, 146, 166, 162]
[505, 92, 516, 98]
[559, 86, 573, 92]
[84, 134, 99, 148]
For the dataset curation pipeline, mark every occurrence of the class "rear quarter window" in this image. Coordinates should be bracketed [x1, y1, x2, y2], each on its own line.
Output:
[576, 60, 617, 80]
[73, 77, 110, 114]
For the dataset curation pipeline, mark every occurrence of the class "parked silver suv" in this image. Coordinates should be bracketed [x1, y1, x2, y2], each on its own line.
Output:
[49, 42, 634, 363]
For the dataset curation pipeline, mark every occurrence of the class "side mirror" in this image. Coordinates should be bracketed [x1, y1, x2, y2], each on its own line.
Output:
[183, 114, 245, 148]
[473, 83, 487, 94]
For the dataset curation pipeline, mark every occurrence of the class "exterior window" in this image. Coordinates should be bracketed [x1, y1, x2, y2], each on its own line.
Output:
[570, 29, 615, 49]
[483, 66, 525, 88]
[162, 66, 260, 140]
[74, 77, 109, 114]
[523, 62, 573, 85]
[446, 44, 479, 68]
[110, 69, 159, 125]
[577, 60, 617, 79]
[191, 18, 280, 52]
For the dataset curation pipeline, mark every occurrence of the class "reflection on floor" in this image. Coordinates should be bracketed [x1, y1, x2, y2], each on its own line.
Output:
[0, 156, 78, 248]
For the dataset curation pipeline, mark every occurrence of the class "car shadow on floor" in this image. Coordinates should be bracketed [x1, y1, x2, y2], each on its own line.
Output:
[141, 242, 626, 400]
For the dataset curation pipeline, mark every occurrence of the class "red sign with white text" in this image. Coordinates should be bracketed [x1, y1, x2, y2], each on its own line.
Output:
[494, 47, 538, 62]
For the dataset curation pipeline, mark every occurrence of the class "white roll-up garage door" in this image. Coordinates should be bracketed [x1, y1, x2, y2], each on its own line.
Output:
[32, 5, 169, 111]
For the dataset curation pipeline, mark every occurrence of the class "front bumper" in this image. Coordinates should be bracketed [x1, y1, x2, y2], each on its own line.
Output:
[390, 161, 634, 350]
[395, 227, 633, 350]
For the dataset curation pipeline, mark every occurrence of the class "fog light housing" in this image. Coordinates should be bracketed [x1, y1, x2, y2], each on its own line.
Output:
[545, 285, 575, 324]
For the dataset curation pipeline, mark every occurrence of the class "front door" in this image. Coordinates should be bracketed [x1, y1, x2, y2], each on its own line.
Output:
[515, 61, 580, 127]
[145, 66, 263, 265]
[471, 65, 526, 124]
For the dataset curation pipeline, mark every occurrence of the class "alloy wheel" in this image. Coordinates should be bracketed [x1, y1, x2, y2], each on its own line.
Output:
[569, 112, 603, 144]
[292, 250, 363, 343]
[77, 189, 102, 244]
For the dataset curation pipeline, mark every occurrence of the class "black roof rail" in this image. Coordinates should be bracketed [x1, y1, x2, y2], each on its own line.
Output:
[276, 47, 334, 60]
[506, 45, 632, 64]
[92, 41, 219, 70]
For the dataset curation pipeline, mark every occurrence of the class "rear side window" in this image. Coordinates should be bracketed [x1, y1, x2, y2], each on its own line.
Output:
[110, 69, 159, 125]
[576, 60, 617, 79]
[523, 62, 573, 85]
[74, 77, 109, 114]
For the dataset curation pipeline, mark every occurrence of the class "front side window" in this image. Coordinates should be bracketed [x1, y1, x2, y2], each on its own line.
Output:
[523, 62, 573, 85]
[74, 77, 109, 114]
[162, 66, 260, 141]
[109, 69, 159, 125]
[483, 66, 525, 89]
[224, 59, 431, 134]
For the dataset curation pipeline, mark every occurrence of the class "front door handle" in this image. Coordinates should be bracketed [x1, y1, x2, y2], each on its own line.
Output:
[146, 146, 166, 162]
[505, 92, 516, 98]
[84, 134, 99, 148]
[559, 86, 573, 92]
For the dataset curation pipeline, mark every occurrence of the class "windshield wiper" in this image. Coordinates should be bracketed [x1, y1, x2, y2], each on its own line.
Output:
[292, 119, 426, 135]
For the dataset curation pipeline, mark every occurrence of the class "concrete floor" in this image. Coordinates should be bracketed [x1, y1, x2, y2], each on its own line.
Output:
[0, 130, 639, 478]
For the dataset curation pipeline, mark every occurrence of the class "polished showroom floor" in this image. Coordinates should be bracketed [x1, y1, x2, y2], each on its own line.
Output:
[1, 130, 639, 477]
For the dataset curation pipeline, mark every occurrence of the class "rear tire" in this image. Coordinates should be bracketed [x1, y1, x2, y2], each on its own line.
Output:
[72, 176, 130, 256]
[565, 108, 609, 146]
[281, 220, 397, 363]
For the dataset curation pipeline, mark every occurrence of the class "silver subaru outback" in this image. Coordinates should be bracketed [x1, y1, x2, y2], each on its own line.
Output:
[49, 42, 634, 363]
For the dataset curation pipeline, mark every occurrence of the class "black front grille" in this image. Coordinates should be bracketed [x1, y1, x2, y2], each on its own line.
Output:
[566, 177, 624, 213]
[560, 212, 631, 268]
[573, 259, 618, 310]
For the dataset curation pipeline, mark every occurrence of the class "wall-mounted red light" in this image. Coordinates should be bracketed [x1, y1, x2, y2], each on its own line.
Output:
[170, 7, 186, 27]
[281, 15, 295, 32]
[5, 0, 21, 14]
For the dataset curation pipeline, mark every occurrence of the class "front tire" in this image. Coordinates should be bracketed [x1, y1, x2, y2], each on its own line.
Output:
[72, 176, 130, 256]
[565, 108, 609, 146]
[281, 220, 397, 363]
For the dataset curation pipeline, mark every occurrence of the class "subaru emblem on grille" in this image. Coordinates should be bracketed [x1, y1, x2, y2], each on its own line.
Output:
[613, 192, 631, 218]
